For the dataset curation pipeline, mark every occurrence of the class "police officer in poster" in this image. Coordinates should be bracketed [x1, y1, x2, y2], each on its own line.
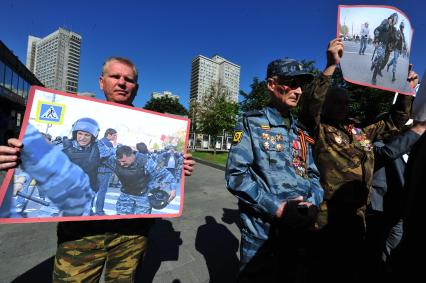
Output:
[105, 145, 176, 214]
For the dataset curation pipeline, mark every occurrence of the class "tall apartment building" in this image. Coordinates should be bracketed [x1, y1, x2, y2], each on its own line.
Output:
[26, 27, 81, 94]
[190, 55, 240, 104]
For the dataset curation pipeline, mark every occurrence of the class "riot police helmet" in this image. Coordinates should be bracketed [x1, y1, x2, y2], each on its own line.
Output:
[72, 117, 100, 141]
[148, 188, 170, 210]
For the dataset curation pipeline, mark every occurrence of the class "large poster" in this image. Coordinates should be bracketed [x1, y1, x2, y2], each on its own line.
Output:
[338, 5, 414, 95]
[0, 86, 190, 223]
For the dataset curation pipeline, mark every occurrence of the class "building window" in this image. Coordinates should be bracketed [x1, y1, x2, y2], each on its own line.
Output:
[12, 71, 19, 94]
[4, 65, 12, 90]
[19, 77, 25, 97]
[0, 61, 5, 87]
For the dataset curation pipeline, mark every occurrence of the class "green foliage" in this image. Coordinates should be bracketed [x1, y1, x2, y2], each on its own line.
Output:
[152, 142, 160, 150]
[197, 83, 240, 154]
[176, 136, 185, 152]
[240, 77, 270, 112]
[340, 24, 349, 35]
[143, 96, 188, 116]
[331, 66, 394, 123]
[191, 150, 228, 166]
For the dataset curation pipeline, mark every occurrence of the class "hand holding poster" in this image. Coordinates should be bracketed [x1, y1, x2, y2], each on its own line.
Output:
[338, 5, 414, 95]
[0, 86, 190, 223]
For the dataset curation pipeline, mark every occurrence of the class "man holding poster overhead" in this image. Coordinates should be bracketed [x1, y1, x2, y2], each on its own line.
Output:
[0, 57, 195, 282]
[299, 38, 418, 281]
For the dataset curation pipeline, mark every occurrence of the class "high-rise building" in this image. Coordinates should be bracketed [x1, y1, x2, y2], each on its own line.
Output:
[190, 55, 240, 104]
[26, 27, 81, 94]
[151, 90, 179, 100]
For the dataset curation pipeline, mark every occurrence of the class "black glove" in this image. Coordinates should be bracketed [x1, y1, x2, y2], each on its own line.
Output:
[279, 200, 319, 230]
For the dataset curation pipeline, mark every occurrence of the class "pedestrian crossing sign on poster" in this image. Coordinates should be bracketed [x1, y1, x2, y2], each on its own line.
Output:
[35, 101, 66, 124]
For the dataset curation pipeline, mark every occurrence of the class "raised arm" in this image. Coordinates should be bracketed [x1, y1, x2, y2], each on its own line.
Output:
[299, 38, 343, 136]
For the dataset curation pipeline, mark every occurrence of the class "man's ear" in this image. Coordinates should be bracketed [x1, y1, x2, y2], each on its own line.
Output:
[267, 78, 275, 92]
[99, 76, 104, 91]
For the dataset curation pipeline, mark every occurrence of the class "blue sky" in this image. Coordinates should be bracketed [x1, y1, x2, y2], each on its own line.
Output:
[1, 0, 424, 109]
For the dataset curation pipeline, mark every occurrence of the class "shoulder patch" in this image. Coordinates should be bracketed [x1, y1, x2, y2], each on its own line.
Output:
[232, 131, 244, 145]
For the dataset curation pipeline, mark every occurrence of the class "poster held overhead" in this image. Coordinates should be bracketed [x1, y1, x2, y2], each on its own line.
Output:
[338, 5, 414, 95]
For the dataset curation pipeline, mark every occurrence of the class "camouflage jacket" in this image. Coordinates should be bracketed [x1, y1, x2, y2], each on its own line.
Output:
[299, 75, 412, 200]
[225, 106, 323, 240]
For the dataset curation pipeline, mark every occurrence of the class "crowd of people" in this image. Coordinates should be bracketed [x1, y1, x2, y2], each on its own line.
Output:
[0, 29, 424, 283]
[226, 36, 424, 282]
[9, 120, 184, 217]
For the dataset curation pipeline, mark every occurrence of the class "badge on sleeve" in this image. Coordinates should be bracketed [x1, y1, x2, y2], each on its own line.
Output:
[232, 131, 244, 145]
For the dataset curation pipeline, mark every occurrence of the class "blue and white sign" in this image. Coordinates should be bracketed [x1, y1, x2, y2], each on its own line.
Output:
[35, 101, 66, 125]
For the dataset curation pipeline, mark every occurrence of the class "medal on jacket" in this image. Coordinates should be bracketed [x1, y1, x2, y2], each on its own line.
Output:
[276, 133, 283, 141]
[334, 132, 342, 144]
[276, 144, 283, 152]
[263, 141, 270, 150]
[262, 132, 270, 140]
[270, 136, 276, 144]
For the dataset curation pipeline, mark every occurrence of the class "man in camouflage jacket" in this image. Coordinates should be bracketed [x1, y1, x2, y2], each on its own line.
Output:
[298, 38, 418, 281]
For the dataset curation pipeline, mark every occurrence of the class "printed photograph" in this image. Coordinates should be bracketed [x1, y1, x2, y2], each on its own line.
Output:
[0, 86, 190, 223]
[338, 5, 413, 94]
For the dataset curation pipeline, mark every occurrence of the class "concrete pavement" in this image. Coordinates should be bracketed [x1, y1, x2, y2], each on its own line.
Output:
[0, 162, 241, 283]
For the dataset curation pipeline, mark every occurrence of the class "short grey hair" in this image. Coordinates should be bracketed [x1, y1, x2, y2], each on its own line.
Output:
[101, 57, 138, 82]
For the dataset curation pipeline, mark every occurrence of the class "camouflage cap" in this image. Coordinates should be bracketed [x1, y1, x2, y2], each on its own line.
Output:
[266, 58, 314, 81]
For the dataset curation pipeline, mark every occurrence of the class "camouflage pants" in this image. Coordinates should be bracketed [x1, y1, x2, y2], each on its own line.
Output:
[53, 233, 147, 282]
[372, 43, 386, 68]
[116, 192, 152, 215]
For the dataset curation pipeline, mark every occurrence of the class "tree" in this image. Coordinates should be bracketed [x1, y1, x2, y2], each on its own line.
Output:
[197, 83, 240, 155]
[331, 66, 393, 123]
[240, 77, 269, 112]
[189, 99, 200, 132]
[143, 96, 188, 116]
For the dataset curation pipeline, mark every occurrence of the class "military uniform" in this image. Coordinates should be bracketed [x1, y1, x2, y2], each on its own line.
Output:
[226, 106, 323, 268]
[299, 75, 412, 227]
[105, 152, 176, 215]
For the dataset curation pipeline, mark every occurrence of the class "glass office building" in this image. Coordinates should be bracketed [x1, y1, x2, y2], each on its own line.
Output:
[0, 40, 43, 144]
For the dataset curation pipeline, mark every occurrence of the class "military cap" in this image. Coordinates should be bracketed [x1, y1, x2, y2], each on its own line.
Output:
[266, 58, 314, 82]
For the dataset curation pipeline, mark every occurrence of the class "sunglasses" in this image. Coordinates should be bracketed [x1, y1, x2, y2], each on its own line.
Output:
[274, 78, 307, 90]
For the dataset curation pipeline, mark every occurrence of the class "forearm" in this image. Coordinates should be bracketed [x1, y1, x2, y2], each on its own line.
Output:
[390, 94, 413, 129]
[299, 74, 332, 135]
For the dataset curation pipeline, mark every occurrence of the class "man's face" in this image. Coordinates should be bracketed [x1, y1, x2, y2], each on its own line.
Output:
[76, 131, 92, 147]
[100, 60, 138, 105]
[322, 90, 349, 121]
[118, 154, 136, 167]
[107, 133, 117, 142]
[267, 76, 304, 109]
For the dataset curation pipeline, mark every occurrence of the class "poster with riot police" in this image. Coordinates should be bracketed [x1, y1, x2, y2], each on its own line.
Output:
[338, 5, 414, 95]
[0, 86, 190, 223]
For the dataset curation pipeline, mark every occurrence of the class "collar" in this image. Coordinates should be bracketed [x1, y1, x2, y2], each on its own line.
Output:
[264, 106, 298, 131]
